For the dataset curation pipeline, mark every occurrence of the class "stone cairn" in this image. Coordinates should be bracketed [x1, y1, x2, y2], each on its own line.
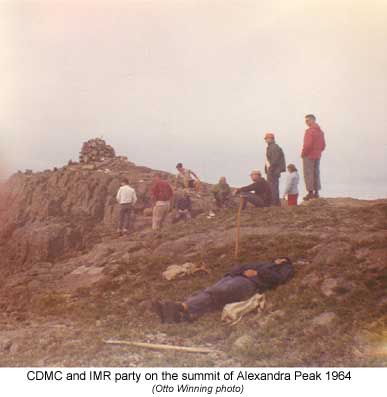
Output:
[79, 138, 116, 163]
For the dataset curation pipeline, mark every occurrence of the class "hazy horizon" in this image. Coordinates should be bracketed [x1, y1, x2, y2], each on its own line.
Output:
[1, 0, 386, 199]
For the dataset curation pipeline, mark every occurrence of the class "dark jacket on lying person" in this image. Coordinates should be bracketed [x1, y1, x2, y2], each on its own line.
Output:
[225, 260, 294, 293]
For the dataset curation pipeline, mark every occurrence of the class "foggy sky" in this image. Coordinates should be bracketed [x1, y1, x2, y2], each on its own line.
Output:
[1, 0, 387, 198]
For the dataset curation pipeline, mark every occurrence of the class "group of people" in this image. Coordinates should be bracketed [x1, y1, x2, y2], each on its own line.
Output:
[115, 114, 326, 234]
[115, 163, 199, 234]
[236, 114, 326, 209]
[115, 114, 325, 323]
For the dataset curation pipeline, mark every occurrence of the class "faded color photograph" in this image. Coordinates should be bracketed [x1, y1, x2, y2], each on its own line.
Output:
[0, 0, 386, 366]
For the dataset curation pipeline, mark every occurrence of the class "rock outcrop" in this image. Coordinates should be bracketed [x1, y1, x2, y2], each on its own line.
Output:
[0, 156, 151, 272]
[79, 138, 115, 163]
[0, 140, 216, 274]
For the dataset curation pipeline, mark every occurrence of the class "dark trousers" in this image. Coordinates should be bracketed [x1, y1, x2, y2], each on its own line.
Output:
[267, 173, 280, 206]
[184, 276, 257, 317]
[240, 192, 265, 209]
[118, 203, 132, 230]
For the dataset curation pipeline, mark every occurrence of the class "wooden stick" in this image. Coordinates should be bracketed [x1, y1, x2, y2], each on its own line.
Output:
[104, 340, 215, 354]
[235, 196, 243, 258]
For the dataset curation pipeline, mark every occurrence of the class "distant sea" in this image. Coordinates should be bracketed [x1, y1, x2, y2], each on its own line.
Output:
[289, 182, 387, 200]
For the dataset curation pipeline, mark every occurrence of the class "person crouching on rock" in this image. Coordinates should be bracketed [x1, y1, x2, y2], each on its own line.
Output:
[151, 173, 174, 231]
[116, 177, 137, 235]
[154, 257, 294, 323]
[235, 170, 272, 209]
[283, 164, 300, 206]
[173, 189, 192, 223]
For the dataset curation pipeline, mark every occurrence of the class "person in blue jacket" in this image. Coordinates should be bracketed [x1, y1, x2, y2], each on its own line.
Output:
[154, 257, 294, 323]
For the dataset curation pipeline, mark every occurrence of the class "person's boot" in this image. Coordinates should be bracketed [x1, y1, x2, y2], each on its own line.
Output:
[314, 191, 320, 199]
[154, 301, 185, 323]
[151, 300, 164, 323]
[303, 191, 314, 201]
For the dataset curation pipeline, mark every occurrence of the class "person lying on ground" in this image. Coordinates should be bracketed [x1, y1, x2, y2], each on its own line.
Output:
[283, 164, 300, 206]
[235, 170, 272, 209]
[173, 189, 192, 223]
[175, 163, 201, 193]
[116, 177, 137, 235]
[212, 176, 232, 208]
[154, 257, 294, 323]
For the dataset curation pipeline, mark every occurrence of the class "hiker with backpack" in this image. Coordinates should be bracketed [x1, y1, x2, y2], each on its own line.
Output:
[264, 132, 286, 206]
[154, 257, 294, 323]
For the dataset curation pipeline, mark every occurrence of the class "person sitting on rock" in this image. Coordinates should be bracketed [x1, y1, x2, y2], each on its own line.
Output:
[173, 189, 192, 223]
[175, 163, 201, 193]
[154, 257, 294, 323]
[212, 176, 232, 208]
[116, 177, 137, 235]
[235, 170, 272, 209]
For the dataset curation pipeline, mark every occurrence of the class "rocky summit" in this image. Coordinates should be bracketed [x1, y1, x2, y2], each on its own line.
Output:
[0, 141, 386, 367]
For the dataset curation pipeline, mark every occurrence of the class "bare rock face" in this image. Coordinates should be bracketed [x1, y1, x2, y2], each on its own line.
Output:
[311, 241, 352, 266]
[311, 312, 337, 327]
[301, 272, 320, 288]
[319, 277, 356, 297]
[320, 278, 339, 297]
[0, 140, 218, 274]
[0, 140, 158, 271]
[0, 337, 12, 353]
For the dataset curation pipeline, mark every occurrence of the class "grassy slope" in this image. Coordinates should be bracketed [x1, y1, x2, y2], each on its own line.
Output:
[0, 199, 386, 366]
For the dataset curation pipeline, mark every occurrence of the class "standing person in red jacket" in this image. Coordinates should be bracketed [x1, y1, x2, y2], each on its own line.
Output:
[151, 173, 174, 230]
[301, 114, 326, 200]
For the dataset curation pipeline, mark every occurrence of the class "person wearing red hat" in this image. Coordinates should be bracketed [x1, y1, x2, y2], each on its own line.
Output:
[264, 133, 286, 206]
[301, 114, 326, 200]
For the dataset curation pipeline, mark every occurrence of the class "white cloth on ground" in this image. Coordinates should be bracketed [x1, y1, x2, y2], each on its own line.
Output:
[221, 293, 265, 326]
[162, 263, 208, 281]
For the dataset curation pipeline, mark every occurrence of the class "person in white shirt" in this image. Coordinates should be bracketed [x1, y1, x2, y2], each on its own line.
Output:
[116, 178, 137, 234]
[283, 164, 300, 206]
